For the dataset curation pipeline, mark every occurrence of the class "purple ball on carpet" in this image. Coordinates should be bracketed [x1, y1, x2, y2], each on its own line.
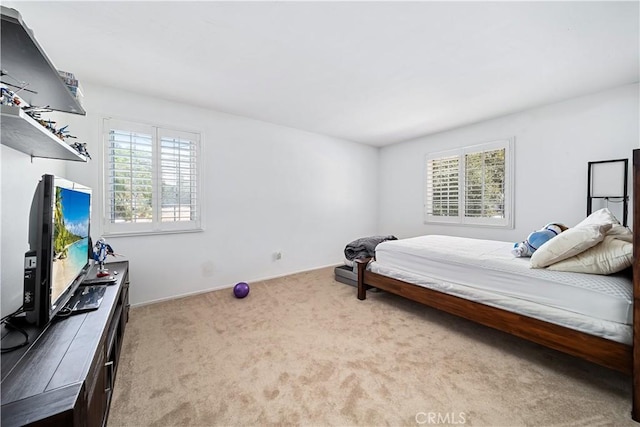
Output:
[233, 282, 250, 299]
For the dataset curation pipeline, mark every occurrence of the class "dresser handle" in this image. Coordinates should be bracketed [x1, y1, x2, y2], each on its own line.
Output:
[104, 361, 114, 393]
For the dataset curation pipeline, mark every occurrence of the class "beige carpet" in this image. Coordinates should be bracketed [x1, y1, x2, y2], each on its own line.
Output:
[108, 267, 634, 426]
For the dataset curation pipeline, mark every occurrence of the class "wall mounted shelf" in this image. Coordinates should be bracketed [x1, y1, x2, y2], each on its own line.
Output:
[1, 6, 87, 162]
[1, 6, 86, 115]
[1, 105, 86, 161]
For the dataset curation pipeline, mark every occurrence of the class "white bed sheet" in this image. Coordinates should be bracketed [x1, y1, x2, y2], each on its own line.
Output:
[372, 235, 633, 344]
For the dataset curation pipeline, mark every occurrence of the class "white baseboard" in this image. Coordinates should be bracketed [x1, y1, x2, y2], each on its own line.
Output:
[130, 262, 343, 308]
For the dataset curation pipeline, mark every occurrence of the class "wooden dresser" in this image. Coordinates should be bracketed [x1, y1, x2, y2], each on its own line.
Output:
[1, 261, 130, 426]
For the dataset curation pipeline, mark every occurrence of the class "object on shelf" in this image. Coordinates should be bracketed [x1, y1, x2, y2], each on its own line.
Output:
[0, 85, 24, 107]
[29, 114, 76, 141]
[53, 124, 75, 141]
[22, 105, 52, 121]
[0, 85, 81, 142]
[1, 82, 76, 140]
[1, 6, 85, 115]
[0, 6, 87, 162]
[0, 105, 87, 162]
[57, 70, 83, 104]
[71, 142, 91, 159]
[0, 69, 38, 95]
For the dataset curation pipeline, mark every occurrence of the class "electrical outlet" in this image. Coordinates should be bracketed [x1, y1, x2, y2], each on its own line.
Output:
[201, 260, 215, 277]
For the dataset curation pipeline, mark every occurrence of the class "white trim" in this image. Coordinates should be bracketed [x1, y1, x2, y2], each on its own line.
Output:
[102, 227, 204, 238]
[129, 262, 341, 308]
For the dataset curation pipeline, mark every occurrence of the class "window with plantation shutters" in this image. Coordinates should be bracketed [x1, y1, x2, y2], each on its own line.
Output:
[104, 119, 201, 235]
[424, 139, 513, 228]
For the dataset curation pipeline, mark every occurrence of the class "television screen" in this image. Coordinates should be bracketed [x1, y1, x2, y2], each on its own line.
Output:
[24, 175, 92, 326]
[51, 184, 91, 311]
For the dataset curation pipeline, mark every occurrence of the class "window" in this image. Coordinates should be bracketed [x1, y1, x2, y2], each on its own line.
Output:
[425, 139, 513, 227]
[103, 119, 201, 235]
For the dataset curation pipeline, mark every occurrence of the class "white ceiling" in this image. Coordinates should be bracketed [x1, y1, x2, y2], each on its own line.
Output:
[4, 1, 639, 146]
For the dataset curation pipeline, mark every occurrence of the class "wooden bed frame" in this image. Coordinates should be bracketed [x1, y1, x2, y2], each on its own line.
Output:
[356, 148, 640, 421]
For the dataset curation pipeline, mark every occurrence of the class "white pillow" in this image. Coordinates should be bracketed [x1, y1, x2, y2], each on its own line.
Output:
[574, 208, 620, 227]
[530, 223, 611, 268]
[608, 224, 633, 242]
[547, 235, 633, 275]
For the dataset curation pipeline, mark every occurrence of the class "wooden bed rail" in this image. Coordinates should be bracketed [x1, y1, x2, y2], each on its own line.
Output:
[357, 257, 631, 373]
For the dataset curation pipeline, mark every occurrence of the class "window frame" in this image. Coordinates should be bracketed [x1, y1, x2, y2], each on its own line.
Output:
[102, 118, 203, 236]
[424, 138, 514, 228]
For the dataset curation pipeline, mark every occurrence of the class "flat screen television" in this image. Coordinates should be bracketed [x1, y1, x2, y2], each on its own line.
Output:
[24, 174, 92, 326]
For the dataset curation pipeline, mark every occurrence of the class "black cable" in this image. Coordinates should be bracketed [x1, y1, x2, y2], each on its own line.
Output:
[1, 306, 24, 323]
[55, 307, 73, 319]
[1, 311, 29, 353]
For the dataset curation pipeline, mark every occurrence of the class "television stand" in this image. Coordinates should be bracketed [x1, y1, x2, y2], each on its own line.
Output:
[1, 261, 130, 426]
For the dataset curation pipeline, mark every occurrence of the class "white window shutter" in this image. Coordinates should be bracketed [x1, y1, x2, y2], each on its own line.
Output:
[106, 128, 154, 224]
[159, 134, 199, 223]
[426, 155, 460, 219]
[464, 148, 505, 219]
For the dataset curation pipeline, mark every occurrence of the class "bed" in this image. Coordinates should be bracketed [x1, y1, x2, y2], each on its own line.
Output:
[356, 148, 640, 421]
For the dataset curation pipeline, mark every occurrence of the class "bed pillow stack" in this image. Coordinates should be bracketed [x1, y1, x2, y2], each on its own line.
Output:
[530, 208, 633, 275]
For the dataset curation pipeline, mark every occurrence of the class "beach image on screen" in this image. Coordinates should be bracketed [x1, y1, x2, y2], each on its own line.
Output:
[51, 186, 90, 306]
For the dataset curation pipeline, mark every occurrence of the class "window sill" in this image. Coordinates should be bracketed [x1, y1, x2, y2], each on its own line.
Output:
[102, 227, 204, 238]
[424, 220, 514, 229]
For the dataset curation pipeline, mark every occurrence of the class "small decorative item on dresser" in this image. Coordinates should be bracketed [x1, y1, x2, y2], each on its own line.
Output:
[93, 237, 116, 277]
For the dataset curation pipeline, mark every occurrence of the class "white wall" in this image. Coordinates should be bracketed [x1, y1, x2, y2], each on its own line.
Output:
[59, 83, 378, 307]
[378, 83, 639, 241]
[3, 82, 637, 314]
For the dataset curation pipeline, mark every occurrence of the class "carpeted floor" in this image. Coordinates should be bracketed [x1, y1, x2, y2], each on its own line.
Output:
[108, 267, 635, 426]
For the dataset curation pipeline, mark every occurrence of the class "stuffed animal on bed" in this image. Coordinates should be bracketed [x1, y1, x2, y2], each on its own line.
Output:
[512, 223, 568, 257]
